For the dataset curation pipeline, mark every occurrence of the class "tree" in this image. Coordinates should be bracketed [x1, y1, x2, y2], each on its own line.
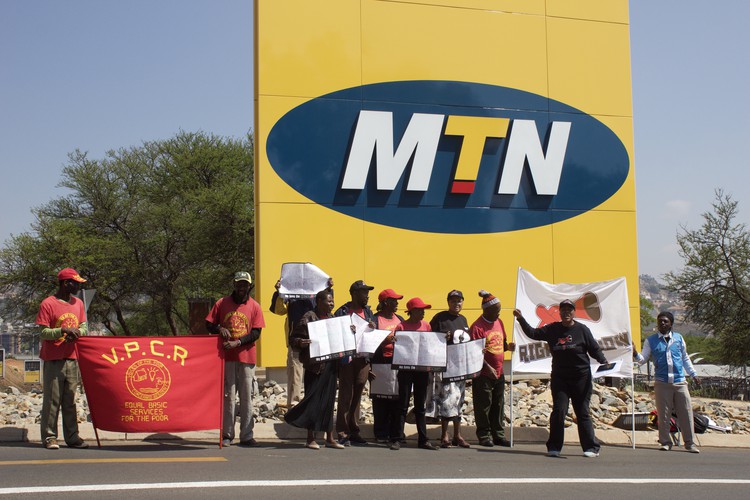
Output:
[639, 294, 656, 334]
[665, 190, 750, 366]
[0, 131, 254, 336]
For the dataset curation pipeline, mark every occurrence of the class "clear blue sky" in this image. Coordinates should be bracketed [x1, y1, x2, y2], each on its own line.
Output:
[1, 1, 748, 279]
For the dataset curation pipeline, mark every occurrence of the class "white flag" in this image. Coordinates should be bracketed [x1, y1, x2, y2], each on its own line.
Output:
[512, 268, 633, 378]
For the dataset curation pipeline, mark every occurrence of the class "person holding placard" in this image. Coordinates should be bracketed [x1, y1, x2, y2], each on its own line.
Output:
[334, 280, 376, 446]
[430, 290, 471, 448]
[372, 289, 405, 443]
[392, 297, 439, 451]
[285, 290, 345, 450]
[270, 280, 311, 407]
[513, 299, 608, 458]
[469, 291, 515, 448]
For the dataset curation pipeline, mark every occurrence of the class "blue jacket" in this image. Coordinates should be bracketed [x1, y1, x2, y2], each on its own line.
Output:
[641, 331, 696, 383]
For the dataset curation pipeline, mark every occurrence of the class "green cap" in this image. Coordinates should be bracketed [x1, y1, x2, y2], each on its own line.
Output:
[233, 271, 252, 284]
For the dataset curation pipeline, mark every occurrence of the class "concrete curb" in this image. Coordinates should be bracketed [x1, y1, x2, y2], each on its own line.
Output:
[3, 422, 747, 449]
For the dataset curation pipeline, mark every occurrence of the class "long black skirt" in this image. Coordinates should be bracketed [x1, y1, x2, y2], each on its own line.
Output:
[284, 361, 337, 432]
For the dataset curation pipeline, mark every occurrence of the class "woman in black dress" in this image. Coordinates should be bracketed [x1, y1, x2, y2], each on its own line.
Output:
[284, 290, 345, 449]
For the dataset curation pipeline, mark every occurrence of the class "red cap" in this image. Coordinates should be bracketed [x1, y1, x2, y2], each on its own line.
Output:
[378, 289, 404, 302]
[406, 297, 431, 311]
[57, 268, 87, 283]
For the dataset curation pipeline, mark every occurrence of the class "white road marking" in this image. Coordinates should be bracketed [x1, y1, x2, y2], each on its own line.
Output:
[1, 478, 749, 495]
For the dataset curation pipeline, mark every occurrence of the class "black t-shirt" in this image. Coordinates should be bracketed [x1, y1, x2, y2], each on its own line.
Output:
[430, 311, 469, 344]
[517, 317, 607, 376]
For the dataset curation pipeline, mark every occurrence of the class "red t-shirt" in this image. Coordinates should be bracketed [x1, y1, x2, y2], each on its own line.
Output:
[206, 295, 266, 364]
[35, 295, 86, 361]
[470, 315, 507, 377]
[377, 314, 402, 358]
[395, 319, 431, 332]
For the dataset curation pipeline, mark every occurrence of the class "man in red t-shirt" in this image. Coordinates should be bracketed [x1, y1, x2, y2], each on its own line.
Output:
[205, 271, 266, 447]
[469, 290, 515, 447]
[35, 268, 89, 450]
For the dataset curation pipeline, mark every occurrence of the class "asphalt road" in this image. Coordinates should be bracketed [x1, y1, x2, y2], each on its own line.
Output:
[1, 439, 748, 499]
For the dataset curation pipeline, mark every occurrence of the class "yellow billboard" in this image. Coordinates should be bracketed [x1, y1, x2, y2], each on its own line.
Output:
[254, 0, 637, 367]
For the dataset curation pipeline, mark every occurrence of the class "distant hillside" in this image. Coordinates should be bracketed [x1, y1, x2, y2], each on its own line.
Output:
[639, 274, 708, 336]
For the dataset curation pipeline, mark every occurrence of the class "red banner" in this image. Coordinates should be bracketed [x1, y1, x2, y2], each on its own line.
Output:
[76, 336, 223, 433]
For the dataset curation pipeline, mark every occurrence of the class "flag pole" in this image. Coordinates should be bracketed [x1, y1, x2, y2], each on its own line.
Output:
[218, 338, 225, 449]
[509, 364, 514, 448]
[631, 373, 636, 449]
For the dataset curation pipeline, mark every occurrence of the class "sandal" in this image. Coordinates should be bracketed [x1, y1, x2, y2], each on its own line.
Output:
[452, 437, 471, 448]
[440, 440, 453, 448]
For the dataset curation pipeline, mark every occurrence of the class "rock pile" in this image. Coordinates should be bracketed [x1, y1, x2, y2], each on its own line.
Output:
[254, 379, 750, 435]
[3, 378, 749, 435]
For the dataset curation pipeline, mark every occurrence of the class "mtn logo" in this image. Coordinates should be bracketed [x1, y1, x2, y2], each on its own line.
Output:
[266, 81, 629, 234]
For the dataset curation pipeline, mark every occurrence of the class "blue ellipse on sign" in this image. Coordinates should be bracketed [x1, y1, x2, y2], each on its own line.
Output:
[266, 81, 630, 234]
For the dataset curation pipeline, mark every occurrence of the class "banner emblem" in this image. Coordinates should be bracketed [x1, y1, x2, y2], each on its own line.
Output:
[125, 358, 171, 401]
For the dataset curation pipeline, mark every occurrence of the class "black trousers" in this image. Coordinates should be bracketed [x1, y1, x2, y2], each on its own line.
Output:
[373, 397, 401, 440]
[394, 370, 429, 444]
[548, 371, 600, 453]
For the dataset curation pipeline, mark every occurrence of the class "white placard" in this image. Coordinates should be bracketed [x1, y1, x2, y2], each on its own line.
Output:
[307, 315, 356, 361]
[444, 338, 486, 382]
[392, 331, 447, 372]
[279, 262, 330, 299]
[370, 362, 399, 399]
[351, 313, 392, 358]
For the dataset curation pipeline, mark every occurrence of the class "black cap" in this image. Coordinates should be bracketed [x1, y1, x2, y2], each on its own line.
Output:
[349, 280, 375, 293]
[447, 290, 464, 300]
[559, 299, 576, 309]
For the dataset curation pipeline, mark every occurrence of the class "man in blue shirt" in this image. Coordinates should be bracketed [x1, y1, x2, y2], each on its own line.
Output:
[634, 311, 701, 453]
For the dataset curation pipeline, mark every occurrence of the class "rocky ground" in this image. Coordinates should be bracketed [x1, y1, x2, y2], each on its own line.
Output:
[3, 357, 748, 435]
[256, 378, 750, 434]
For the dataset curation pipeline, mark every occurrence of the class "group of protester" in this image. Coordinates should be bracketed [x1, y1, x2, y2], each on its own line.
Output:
[277, 281, 515, 452]
[35, 267, 703, 457]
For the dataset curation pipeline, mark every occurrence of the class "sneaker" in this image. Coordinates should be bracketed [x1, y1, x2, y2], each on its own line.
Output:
[479, 438, 494, 447]
[546, 450, 560, 457]
[390, 441, 401, 451]
[221, 439, 232, 447]
[239, 438, 258, 447]
[68, 440, 89, 449]
[686, 445, 700, 454]
[583, 450, 600, 458]
[337, 436, 351, 447]
[349, 434, 368, 446]
[493, 438, 511, 447]
[44, 438, 60, 450]
[418, 441, 439, 451]
[659, 443, 672, 451]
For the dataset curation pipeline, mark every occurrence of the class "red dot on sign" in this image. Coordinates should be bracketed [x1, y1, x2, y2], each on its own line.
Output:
[451, 181, 475, 194]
